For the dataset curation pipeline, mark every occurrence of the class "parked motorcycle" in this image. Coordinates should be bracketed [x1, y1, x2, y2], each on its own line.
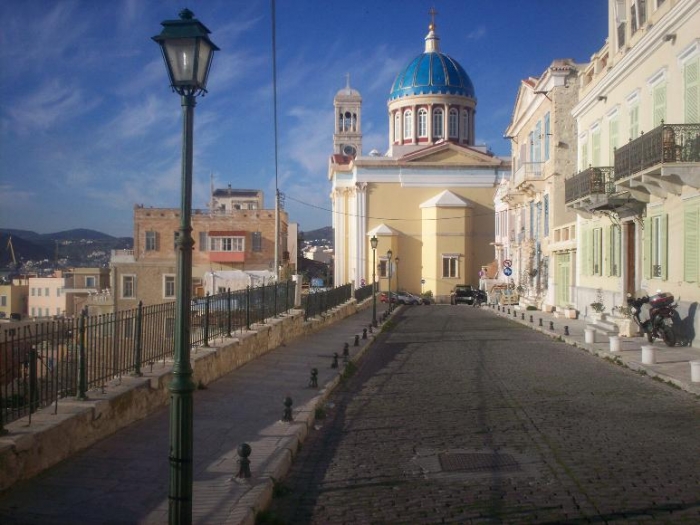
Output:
[626, 292, 689, 347]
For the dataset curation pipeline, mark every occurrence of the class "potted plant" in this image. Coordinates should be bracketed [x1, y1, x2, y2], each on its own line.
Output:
[611, 304, 638, 337]
[589, 288, 607, 322]
[558, 304, 578, 319]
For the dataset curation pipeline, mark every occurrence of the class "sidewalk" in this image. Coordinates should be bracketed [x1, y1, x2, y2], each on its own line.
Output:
[0, 301, 391, 525]
[486, 303, 700, 397]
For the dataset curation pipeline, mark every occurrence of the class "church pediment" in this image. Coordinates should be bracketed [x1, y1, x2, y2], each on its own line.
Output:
[399, 142, 501, 166]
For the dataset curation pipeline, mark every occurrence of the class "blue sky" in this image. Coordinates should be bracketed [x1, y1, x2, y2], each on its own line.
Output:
[0, 0, 608, 238]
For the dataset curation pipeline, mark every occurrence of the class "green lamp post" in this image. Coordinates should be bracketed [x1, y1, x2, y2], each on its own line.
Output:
[387, 249, 393, 313]
[370, 235, 378, 326]
[153, 9, 218, 525]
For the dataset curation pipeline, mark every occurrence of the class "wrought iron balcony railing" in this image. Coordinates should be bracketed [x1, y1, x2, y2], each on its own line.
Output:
[614, 122, 700, 180]
[512, 162, 544, 187]
[565, 166, 615, 203]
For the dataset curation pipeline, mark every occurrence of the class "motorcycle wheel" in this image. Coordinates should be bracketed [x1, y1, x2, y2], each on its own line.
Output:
[662, 327, 676, 347]
[646, 332, 654, 343]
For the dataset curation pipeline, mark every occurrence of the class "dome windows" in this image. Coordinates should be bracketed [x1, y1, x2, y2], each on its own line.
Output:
[449, 109, 459, 138]
[418, 109, 428, 137]
[433, 108, 444, 139]
[403, 110, 413, 141]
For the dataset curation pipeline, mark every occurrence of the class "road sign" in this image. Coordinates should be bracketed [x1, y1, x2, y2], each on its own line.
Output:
[503, 267, 513, 277]
[421, 279, 425, 284]
[503, 259, 512, 268]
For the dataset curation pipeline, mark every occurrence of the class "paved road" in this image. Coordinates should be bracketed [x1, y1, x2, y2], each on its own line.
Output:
[266, 305, 700, 524]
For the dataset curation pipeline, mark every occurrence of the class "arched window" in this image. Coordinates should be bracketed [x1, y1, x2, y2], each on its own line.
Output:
[394, 112, 401, 142]
[461, 110, 469, 141]
[403, 110, 413, 140]
[418, 108, 428, 137]
[448, 109, 459, 138]
[433, 108, 444, 138]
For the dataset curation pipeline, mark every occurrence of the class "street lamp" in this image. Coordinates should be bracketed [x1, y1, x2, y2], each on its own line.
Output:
[387, 249, 393, 312]
[395, 256, 400, 298]
[153, 10, 218, 525]
[370, 236, 378, 326]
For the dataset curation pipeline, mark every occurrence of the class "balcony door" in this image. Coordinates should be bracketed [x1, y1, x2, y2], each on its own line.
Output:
[625, 222, 636, 295]
[555, 252, 571, 307]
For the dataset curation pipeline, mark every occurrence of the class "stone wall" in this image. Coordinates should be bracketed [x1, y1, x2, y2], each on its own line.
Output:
[0, 300, 364, 493]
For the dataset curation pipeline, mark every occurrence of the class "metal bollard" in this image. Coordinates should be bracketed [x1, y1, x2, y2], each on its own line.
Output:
[564, 326, 569, 336]
[514, 310, 517, 318]
[354, 334, 360, 346]
[530, 315, 533, 323]
[507, 308, 511, 315]
[368, 324, 373, 334]
[362, 328, 367, 340]
[549, 321, 554, 330]
[521, 313, 525, 320]
[343, 342, 350, 357]
[236, 443, 252, 479]
[331, 352, 339, 368]
[309, 368, 318, 388]
[539, 318, 543, 327]
[282, 396, 293, 422]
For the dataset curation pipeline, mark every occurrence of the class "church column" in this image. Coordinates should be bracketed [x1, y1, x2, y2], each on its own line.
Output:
[470, 109, 476, 146]
[443, 103, 449, 139]
[334, 189, 346, 286]
[412, 104, 417, 143]
[356, 183, 368, 286]
[427, 104, 433, 145]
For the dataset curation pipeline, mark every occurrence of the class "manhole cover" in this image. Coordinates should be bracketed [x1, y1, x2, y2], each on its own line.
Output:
[438, 452, 521, 473]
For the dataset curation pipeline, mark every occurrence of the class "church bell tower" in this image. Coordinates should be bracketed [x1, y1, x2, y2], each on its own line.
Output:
[333, 74, 362, 158]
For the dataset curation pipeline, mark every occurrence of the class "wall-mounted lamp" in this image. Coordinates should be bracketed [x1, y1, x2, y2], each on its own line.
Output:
[503, 135, 518, 143]
[534, 89, 551, 100]
[598, 95, 607, 102]
[663, 33, 676, 43]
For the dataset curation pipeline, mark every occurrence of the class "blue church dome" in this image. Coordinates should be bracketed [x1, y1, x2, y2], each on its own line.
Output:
[389, 24, 475, 101]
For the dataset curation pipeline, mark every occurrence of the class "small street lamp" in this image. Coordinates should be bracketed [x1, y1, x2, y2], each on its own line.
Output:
[370, 236, 378, 326]
[387, 249, 393, 312]
[395, 256, 400, 299]
[153, 9, 218, 525]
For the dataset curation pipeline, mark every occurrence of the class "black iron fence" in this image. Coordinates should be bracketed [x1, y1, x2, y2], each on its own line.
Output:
[353, 282, 375, 303]
[301, 283, 352, 321]
[564, 166, 615, 203]
[614, 122, 700, 180]
[0, 280, 299, 429]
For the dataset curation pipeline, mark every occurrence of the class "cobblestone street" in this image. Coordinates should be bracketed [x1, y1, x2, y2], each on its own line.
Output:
[266, 306, 700, 524]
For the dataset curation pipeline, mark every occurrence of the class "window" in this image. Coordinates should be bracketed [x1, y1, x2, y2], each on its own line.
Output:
[592, 228, 603, 275]
[629, 104, 639, 139]
[252, 232, 262, 252]
[209, 236, 244, 252]
[394, 112, 401, 142]
[417, 109, 428, 137]
[609, 224, 621, 276]
[45, 287, 49, 297]
[432, 108, 444, 139]
[85, 276, 96, 288]
[173, 231, 179, 250]
[379, 260, 388, 278]
[0, 295, 6, 307]
[199, 231, 208, 252]
[683, 57, 699, 123]
[31, 288, 36, 296]
[580, 137, 589, 170]
[442, 255, 459, 278]
[543, 112, 550, 160]
[591, 127, 601, 166]
[683, 203, 699, 283]
[544, 195, 550, 236]
[448, 109, 459, 138]
[608, 114, 619, 164]
[122, 275, 135, 298]
[615, 0, 627, 49]
[461, 110, 469, 141]
[652, 82, 666, 127]
[145, 231, 158, 251]
[645, 214, 668, 279]
[533, 121, 542, 162]
[164, 275, 175, 299]
[403, 110, 412, 140]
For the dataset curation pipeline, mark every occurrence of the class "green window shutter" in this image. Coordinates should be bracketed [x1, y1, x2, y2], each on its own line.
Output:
[609, 117, 618, 165]
[684, 207, 699, 283]
[660, 214, 668, 280]
[643, 217, 651, 279]
[685, 59, 699, 124]
[592, 130, 601, 167]
[653, 83, 666, 128]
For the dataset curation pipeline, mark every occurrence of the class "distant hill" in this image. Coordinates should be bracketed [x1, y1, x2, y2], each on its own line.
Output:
[302, 226, 333, 244]
[0, 229, 133, 269]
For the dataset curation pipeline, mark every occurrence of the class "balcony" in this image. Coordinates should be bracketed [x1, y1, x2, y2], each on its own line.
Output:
[614, 122, 700, 198]
[565, 166, 646, 218]
[512, 162, 544, 189]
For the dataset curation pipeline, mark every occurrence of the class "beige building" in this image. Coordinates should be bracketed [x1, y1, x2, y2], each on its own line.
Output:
[329, 19, 510, 301]
[111, 192, 289, 308]
[501, 59, 584, 310]
[0, 277, 29, 320]
[565, 0, 699, 342]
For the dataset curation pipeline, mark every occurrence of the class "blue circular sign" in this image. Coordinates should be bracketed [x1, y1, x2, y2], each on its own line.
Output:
[503, 267, 513, 276]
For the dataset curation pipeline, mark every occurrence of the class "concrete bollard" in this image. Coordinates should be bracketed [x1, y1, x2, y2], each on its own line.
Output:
[690, 361, 700, 383]
[530, 315, 533, 323]
[609, 335, 621, 353]
[641, 345, 656, 365]
[521, 313, 525, 320]
[235, 443, 252, 479]
[354, 334, 360, 346]
[584, 328, 596, 344]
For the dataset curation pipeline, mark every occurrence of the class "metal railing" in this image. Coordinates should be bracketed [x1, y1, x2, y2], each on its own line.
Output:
[564, 166, 615, 203]
[614, 122, 700, 180]
[353, 282, 375, 303]
[0, 280, 298, 428]
[512, 162, 544, 187]
[301, 283, 352, 321]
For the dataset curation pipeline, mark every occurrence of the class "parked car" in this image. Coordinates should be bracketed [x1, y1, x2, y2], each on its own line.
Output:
[396, 292, 421, 305]
[450, 284, 475, 305]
